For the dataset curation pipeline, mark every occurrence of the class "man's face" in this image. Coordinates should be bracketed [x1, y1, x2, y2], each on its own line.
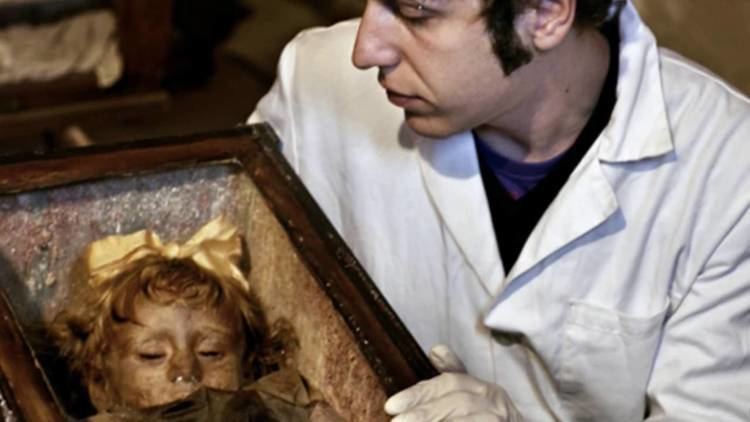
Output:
[97, 297, 244, 410]
[352, 0, 534, 138]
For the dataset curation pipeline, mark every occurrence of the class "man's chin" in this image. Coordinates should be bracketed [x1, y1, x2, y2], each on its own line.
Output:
[404, 112, 466, 139]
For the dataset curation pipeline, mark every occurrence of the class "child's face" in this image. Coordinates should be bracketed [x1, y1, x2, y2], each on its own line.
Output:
[97, 296, 245, 409]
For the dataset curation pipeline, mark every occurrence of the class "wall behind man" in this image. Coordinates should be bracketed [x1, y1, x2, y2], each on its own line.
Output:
[632, 0, 750, 96]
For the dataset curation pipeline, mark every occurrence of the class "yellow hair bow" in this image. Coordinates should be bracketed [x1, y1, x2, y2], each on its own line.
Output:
[81, 216, 248, 291]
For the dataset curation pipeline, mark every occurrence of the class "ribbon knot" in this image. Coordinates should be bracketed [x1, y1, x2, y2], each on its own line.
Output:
[162, 243, 181, 259]
[80, 216, 249, 291]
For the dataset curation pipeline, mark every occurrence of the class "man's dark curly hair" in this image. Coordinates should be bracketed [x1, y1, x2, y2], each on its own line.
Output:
[483, 0, 622, 74]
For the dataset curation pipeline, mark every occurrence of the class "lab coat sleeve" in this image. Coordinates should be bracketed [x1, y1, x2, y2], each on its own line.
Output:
[247, 35, 301, 171]
[645, 207, 750, 420]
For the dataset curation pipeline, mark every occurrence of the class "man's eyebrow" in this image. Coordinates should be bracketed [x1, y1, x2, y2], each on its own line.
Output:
[383, 0, 426, 7]
[391, 0, 448, 10]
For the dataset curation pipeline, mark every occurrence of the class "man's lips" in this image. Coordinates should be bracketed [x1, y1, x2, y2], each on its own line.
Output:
[386, 90, 423, 108]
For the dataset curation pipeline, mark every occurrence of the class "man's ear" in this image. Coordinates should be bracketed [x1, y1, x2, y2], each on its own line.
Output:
[521, 0, 576, 51]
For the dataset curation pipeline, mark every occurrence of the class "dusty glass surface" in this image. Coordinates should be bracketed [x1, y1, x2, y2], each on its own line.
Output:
[0, 163, 255, 328]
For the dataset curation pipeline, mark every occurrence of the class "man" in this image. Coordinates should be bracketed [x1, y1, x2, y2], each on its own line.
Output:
[249, 0, 750, 420]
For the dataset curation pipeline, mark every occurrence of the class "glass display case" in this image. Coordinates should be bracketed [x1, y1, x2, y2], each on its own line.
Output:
[0, 124, 436, 421]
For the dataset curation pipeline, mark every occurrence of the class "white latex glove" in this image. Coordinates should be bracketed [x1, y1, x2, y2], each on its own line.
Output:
[384, 345, 523, 421]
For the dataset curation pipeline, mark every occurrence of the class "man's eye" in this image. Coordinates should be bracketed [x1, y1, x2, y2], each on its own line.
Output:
[395, 2, 433, 22]
[398, 3, 430, 21]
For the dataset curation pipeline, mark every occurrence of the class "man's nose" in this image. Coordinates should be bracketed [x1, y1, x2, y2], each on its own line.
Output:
[167, 351, 203, 384]
[352, 1, 400, 70]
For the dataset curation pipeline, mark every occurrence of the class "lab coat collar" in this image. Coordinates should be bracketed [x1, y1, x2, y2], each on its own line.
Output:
[598, 1, 674, 162]
[416, 130, 505, 295]
[415, 129, 618, 296]
[505, 149, 619, 282]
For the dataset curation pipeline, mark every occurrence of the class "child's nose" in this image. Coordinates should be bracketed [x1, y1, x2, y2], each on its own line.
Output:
[167, 351, 203, 385]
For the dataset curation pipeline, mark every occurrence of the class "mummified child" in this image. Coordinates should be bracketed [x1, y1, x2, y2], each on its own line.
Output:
[50, 217, 339, 421]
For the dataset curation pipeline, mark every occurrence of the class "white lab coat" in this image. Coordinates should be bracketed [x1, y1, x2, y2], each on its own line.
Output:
[249, 2, 750, 420]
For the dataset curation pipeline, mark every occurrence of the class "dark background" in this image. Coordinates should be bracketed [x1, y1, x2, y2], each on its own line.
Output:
[0, 0, 747, 156]
[0, 0, 364, 155]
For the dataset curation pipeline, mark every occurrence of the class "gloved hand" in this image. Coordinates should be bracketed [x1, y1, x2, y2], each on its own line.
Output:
[384, 345, 523, 421]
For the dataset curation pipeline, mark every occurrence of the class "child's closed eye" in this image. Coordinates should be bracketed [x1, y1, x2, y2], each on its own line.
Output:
[197, 350, 224, 359]
[137, 351, 166, 361]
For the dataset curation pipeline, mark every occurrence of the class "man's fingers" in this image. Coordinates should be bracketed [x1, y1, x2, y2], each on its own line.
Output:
[385, 373, 494, 414]
[447, 413, 502, 422]
[390, 390, 497, 421]
[384, 379, 434, 415]
[429, 344, 467, 373]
